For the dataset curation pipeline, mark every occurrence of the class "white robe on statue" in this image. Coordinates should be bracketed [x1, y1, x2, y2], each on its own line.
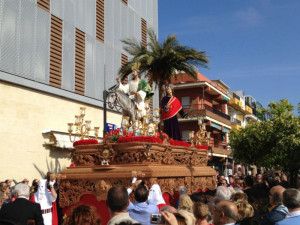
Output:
[118, 79, 147, 116]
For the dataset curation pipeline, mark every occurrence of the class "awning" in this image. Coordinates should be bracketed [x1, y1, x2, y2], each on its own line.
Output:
[223, 128, 230, 133]
[211, 122, 222, 130]
[222, 96, 229, 101]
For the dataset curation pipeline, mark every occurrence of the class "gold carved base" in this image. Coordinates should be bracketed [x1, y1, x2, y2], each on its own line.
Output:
[58, 143, 217, 208]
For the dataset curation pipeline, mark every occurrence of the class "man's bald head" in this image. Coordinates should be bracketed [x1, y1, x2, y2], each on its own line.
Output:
[270, 185, 286, 205]
[213, 201, 238, 225]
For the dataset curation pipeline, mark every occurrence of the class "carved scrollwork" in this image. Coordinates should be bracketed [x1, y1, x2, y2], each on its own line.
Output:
[73, 154, 95, 166]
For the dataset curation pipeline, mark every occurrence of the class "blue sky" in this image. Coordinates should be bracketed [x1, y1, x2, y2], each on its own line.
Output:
[158, 0, 300, 113]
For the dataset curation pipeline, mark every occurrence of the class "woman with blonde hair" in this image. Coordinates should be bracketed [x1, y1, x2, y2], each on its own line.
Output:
[235, 200, 255, 225]
[178, 194, 194, 213]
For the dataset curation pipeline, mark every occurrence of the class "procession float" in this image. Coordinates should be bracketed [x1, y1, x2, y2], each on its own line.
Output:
[57, 64, 217, 223]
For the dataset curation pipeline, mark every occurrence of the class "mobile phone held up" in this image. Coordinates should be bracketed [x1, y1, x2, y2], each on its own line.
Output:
[150, 214, 165, 224]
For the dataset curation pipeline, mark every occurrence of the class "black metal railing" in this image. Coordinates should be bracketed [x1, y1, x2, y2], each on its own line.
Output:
[182, 104, 231, 121]
[231, 118, 241, 125]
[232, 93, 240, 100]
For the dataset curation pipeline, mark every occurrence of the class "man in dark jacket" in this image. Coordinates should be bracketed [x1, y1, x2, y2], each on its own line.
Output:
[0, 183, 44, 225]
[261, 185, 288, 225]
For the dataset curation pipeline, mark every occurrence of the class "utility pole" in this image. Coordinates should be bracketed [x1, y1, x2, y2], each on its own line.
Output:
[103, 65, 107, 138]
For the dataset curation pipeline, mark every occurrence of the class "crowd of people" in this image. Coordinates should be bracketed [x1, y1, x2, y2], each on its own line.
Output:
[0, 171, 299, 225]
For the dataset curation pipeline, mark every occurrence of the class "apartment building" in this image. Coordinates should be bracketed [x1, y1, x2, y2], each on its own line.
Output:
[172, 73, 233, 175]
[0, 0, 158, 180]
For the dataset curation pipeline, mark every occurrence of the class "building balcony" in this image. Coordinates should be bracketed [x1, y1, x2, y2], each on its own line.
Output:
[228, 97, 243, 111]
[231, 118, 242, 125]
[231, 124, 242, 130]
[181, 104, 231, 126]
[244, 105, 253, 115]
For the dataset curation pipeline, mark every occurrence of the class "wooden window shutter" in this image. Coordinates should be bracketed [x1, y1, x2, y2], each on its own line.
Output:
[49, 15, 62, 88]
[75, 29, 86, 95]
[37, 0, 50, 12]
[121, 0, 128, 5]
[96, 0, 105, 43]
[141, 18, 147, 47]
[121, 54, 128, 67]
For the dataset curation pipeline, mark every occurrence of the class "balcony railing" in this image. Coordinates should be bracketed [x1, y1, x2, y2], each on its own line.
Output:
[182, 104, 231, 121]
[232, 93, 240, 100]
[231, 118, 241, 125]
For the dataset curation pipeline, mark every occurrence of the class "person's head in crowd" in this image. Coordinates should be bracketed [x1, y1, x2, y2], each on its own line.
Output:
[63, 205, 101, 225]
[269, 185, 285, 206]
[178, 194, 194, 213]
[148, 183, 166, 205]
[160, 205, 177, 213]
[193, 202, 210, 225]
[4, 180, 12, 187]
[218, 175, 225, 182]
[14, 183, 30, 199]
[219, 179, 229, 187]
[1, 186, 10, 201]
[106, 185, 129, 215]
[0, 191, 5, 208]
[216, 186, 232, 201]
[230, 192, 248, 202]
[235, 200, 254, 222]
[21, 178, 29, 185]
[213, 201, 238, 225]
[244, 176, 254, 188]
[228, 175, 236, 185]
[134, 184, 148, 203]
[176, 209, 196, 225]
[282, 188, 300, 211]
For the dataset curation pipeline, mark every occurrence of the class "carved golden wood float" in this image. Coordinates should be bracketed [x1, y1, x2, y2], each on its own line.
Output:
[58, 142, 217, 208]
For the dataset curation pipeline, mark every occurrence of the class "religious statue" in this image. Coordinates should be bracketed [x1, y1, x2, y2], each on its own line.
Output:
[161, 85, 187, 140]
[116, 62, 153, 116]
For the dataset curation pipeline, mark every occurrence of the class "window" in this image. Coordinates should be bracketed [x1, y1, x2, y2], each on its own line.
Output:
[49, 15, 63, 88]
[37, 0, 50, 12]
[141, 18, 147, 47]
[74, 29, 85, 95]
[181, 96, 190, 108]
[96, 0, 104, 43]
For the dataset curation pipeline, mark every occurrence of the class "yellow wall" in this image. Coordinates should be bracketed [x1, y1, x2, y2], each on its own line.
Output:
[0, 81, 122, 182]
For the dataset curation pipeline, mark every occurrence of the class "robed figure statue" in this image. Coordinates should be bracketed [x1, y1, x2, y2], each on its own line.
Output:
[161, 85, 186, 140]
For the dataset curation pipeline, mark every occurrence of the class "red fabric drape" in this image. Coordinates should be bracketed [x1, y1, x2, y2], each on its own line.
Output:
[162, 97, 182, 120]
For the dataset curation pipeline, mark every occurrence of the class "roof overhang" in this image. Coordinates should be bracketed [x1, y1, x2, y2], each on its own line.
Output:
[174, 81, 230, 101]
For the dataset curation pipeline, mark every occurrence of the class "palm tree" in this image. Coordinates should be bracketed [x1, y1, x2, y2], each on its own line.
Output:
[119, 29, 209, 104]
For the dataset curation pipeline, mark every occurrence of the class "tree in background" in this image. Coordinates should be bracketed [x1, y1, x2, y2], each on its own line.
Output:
[230, 99, 300, 187]
[119, 29, 209, 104]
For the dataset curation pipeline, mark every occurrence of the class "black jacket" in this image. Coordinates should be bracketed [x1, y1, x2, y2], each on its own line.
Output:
[0, 198, 44, 225]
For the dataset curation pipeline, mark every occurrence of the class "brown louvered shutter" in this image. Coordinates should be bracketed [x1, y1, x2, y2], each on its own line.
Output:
[121, 54, 128, 67]
[37, 0, 50, 12]
[121, 0, 128, 5]
[141, 18, 147, 47]
[96, 0, 104, 43]
[49, 15, 62, 88]
[75, 29, 85, 95]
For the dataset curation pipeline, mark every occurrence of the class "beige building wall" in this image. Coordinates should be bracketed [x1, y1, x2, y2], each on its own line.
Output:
[0, 81, 122, 182]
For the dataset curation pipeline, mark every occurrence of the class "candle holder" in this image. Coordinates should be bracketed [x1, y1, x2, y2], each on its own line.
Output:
[67, 107, 100, 143]
[189, 117, 211, 146]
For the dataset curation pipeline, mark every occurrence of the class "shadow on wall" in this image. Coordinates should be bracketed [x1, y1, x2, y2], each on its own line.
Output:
[33, 157, 67, 178]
